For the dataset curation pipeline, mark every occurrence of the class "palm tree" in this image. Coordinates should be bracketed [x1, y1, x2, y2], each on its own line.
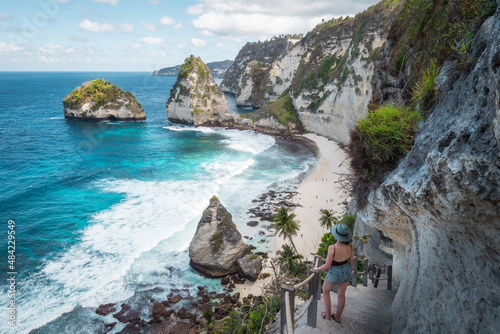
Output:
[318, 208, 338, 229]
[276, 243, 304, 274]
[272, 207, 301, 257]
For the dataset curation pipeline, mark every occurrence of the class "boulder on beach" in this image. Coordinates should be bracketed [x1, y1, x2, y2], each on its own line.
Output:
[189, 196, 252, 277]
[237, 253, 262, 282]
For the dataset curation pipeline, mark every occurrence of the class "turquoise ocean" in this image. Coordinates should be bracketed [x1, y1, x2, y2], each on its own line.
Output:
[0, 72, 316, 333]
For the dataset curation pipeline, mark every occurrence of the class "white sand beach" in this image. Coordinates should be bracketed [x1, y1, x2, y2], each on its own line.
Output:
[237, 133, 350, 297]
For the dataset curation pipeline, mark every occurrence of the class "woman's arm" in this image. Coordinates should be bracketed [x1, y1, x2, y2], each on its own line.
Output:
[313, 245, 333, 272]
[349, 244, 354, 269]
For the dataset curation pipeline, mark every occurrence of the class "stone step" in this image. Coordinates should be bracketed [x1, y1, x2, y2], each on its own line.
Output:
[294, 285, 396, 334]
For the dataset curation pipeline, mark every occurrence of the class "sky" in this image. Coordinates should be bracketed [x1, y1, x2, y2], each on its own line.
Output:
[0, 0, 380, 72]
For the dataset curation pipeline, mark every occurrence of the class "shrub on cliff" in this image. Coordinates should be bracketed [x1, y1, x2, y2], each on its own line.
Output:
[348, 104, 423, 182]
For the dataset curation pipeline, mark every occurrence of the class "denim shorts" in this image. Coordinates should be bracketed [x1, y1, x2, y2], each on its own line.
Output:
[326, 263, 351, 285]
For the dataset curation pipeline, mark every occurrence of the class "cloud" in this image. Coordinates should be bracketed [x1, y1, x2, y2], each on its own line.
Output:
[64, 48, 76, 54]
[191, 38, 206, 46]
[141, 36, 165, 44]
[172, 22, 183, 30]
[118, 23, 134, 33]
[186, 4, 204, 15]
[78, 19, 114, 33]
[92, 0, 120, 5]
[189, 0, 379, 38]
[0, 12, 11, 21]
[150, 0, 160, 4]
[216, 42, 224, 47]
[141, 22, 157, 32]
[177, 42, 186, 49]
[130, 43, 143, 49]
[0, 41, 23, 55]
[159, 16, 176, 26]
[38, 42, 65, 55]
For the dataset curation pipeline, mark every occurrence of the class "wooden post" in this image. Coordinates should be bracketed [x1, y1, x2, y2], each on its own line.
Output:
[315, 255, 322, 298]
[374, 267, 382, 288]
[351, 258, 358, 287]
[363, 260, 369, 287]
[307, 269, 320, 328]
[280, 283, 295, 334]
[387, 265, 392, 290]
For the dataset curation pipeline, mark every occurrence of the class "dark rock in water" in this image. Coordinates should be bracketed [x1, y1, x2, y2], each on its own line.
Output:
[96, 303, 116, 316]
[247, 221, 259, 227]
[189, 196, 251, 277]
[103, 322, 117, 334]
[113, 304, 141, 323]
[221, 276, 230, 285]
[169, 294, 183, 304]
[255, 251, 268, 259]
[170, 321, 194, 334]
[152, 302, 168, 323]
[197, 286, 204, 291]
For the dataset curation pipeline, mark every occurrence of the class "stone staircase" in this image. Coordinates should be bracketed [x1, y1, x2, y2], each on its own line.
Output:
[293, 285, 396, 334]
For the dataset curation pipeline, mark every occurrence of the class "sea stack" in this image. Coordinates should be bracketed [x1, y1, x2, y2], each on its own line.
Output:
[63, 79, 146, 121]
[166, 55, 228, 125]
[189, 196, 257, 278]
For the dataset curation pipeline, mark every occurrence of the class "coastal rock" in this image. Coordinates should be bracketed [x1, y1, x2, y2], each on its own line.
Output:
[189, 196, 251, 277]
[166, 55, 227, 125]
[357, 14, 500, 334]
[236, 254, 262, 282]
[113, 304, 141, 323]
[63, 79, 145, 121]
[96, 303, 116, 316]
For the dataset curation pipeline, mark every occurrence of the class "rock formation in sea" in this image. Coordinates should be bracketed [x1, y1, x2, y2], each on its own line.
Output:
[166, 55, 228, 126]
[153, 60, 233, 79]
[189, 196, 262, 278]
[63, 78, 146, 121]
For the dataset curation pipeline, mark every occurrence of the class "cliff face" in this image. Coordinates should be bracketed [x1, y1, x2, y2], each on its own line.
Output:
[221, 3, 399, 143]
[357, 12, 500, 333]
[220, 38, 299, 107]
[166, 56, 228, 126]
[63, 79, 145, 121]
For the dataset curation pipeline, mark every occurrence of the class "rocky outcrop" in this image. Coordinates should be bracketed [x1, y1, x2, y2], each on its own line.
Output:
[153, 60, 233, 79]
[204, 94, 303, 135]
[357, 12, 500, 334]
[221, 37, 300, 107]
[237, 254, 262, 282]
[63, 79, 146, 121]
[189, 196, 255, 278]
[166, 55, 228, 125]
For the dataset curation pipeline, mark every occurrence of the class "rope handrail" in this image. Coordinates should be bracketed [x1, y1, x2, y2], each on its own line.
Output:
[293, 272, 315, 289]
[285, 291, 293, 334]
[294, 295, 314, 326]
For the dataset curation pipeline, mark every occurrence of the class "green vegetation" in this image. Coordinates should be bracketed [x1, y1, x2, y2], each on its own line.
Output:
[63, 78, 141, 111]
[389, 0, 497, 105]
[209, 294, 281, 333]
[248, 60, 267, 86]
[411, 60, 441, 109]
[179, 55, 196, 80]
[210, 230, 223, 254]
[348, 104, 423, 181]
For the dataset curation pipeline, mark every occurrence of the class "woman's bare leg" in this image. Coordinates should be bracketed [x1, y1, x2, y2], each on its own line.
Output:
[322, 279, 335, 320]
[334, 281, 349, 322]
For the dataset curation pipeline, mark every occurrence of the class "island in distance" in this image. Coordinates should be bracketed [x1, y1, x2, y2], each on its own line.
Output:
[153, 59, 233, 79]
[63, 78, 146, 121]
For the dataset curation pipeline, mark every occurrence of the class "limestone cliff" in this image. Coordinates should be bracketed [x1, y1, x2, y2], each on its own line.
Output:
[63, 79, 145, 121]
[166, 55, 227, 125]
[220, 37, 300, 107]
[220, 2, 400, 143]
[189, 196, 256, 278]
[355, 9, 500, 334]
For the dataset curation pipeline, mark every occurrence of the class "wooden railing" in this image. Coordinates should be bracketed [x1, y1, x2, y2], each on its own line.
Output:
[280, 256, 392, 333]
[280, 255, 322, 334]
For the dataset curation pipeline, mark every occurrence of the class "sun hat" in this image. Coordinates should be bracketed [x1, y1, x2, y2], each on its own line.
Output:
[331, 223, 352, 242]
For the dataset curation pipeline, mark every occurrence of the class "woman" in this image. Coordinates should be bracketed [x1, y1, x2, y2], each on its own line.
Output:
[313, 222, 354, 323]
